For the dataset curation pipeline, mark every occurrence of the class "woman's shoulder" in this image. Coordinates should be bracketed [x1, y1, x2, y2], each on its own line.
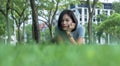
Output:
[55, 26, 65, 34]
[76, 25, 85, 37]
[55, 26, 60, 31]
[76, 25, 85, 31]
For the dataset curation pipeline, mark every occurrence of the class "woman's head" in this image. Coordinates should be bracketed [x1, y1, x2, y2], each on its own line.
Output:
[58, 9, 78, 32]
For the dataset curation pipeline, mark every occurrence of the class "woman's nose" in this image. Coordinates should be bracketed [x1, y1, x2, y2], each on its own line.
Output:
[63, 21, 67, 24]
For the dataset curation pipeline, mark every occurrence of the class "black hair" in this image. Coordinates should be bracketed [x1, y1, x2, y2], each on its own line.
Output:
[57, 9, 78, 32]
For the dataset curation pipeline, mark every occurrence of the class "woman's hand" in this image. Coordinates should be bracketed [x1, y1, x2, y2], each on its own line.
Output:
[66, 22, 75, 38]
[66, 23, 75, 32]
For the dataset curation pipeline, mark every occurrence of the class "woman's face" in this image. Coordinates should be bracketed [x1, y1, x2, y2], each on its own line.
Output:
[61, 14, 73, 31]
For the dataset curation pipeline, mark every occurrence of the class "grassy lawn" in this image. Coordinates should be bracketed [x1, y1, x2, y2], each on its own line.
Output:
[0, 44, 120, 66]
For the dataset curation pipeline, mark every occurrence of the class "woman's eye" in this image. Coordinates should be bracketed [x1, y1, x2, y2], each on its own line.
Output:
[66, 19, 69, 22]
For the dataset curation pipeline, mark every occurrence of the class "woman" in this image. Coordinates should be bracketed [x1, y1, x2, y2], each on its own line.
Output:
[55, 9, 85, 45]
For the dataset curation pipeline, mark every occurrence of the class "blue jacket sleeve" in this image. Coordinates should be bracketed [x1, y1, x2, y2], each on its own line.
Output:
[78, 26, 85, 38]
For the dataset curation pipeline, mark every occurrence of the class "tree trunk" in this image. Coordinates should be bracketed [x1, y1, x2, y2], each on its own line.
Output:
[105, 33, 109, 44]
[23, 21, 26, 42]
[98, 35, 101, 43]
[17, 26, 21, 43]
[30, 0, 40, 43]
[49, 25, 53, 39]
[87, 0, 98, 44]
[6, 0, 11, 43]
[88, 13, 93, 44]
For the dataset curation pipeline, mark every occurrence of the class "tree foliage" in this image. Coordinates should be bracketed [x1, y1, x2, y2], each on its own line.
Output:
[97, 13, 120, 39]
[112, 2, 120, 14]
[0, 15, 6, 36]
[10, 0, 29, 43]
[0, 0, 11, 43]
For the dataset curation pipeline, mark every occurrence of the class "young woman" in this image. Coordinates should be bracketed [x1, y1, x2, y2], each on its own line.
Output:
[55, 9, 85, 45]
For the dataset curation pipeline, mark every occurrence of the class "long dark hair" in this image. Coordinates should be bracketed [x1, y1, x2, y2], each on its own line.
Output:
[57, 9, 78, 32]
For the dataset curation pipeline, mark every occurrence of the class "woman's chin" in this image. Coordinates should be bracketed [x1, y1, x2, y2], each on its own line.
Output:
[62, 28, 67, 31]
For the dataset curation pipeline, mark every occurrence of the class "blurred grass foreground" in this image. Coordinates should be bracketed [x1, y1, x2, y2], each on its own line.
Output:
[0, 44, 120, 66]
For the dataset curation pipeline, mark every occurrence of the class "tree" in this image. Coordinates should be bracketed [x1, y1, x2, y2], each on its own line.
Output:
[10, 0, 29, 43]
[0, 15, 6, 36]
[0, 0, 11, 43]
[38, 0, 61, 39]
[97, 13, 120, 41]
[86, 0, 99, 44]
[25, 24, 32, 43]
[96, 13, 108, 43]
[30, 0, 40, 43]
[112, 2, 120, 14]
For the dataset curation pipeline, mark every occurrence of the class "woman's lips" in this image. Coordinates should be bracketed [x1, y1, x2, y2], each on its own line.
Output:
[62, 26, 67, 28]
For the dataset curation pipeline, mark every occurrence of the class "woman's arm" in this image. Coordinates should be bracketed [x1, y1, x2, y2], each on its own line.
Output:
[56, 31, 84, 45]
[66, 25, 85, 45]
[66, 32, 77, 45]
[66, 32, 84, 45]
[76, 26, 85, 45]
[77, 37, 84, 45]
[55, 35, 64, 44]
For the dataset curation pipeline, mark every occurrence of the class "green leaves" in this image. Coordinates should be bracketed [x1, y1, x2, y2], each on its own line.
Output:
[0, 15, 6, 36]
[97, 13, 120, 39]
[112, 2, 120, 14]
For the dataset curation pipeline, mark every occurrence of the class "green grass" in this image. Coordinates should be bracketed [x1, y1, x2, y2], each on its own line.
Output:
[0, 44, 120, 66]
